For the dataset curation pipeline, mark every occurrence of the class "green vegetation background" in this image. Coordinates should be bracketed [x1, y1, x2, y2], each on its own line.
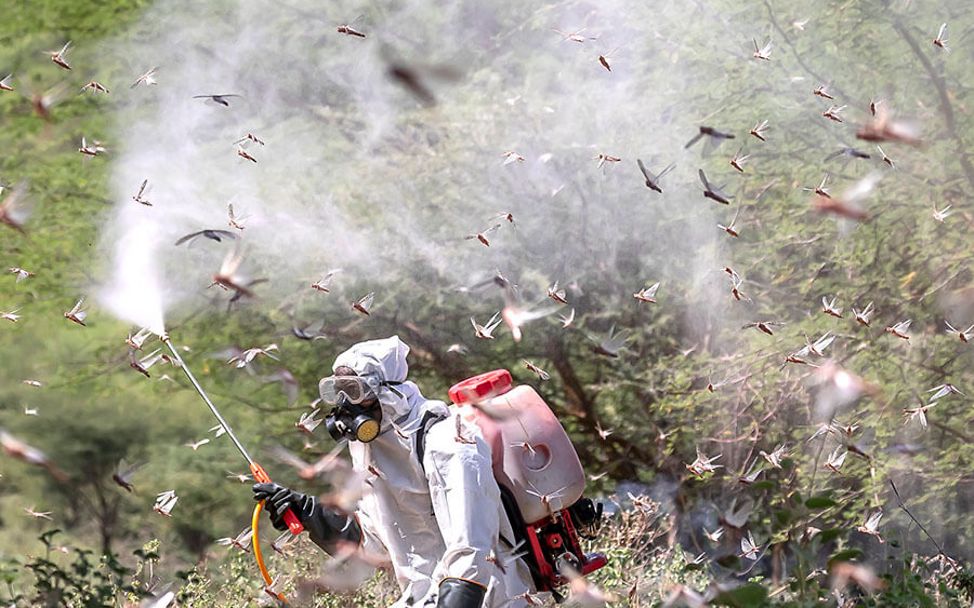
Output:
[1, 0, 973, 606]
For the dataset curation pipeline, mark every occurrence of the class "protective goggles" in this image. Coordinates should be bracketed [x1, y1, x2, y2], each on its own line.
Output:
[319, 375, 401, 405]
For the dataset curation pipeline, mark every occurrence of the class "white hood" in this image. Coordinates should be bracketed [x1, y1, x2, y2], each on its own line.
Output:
[332, 335, 415, 419]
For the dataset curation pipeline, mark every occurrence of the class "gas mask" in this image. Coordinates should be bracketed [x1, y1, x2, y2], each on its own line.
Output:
[319, 374, 401, 443]
[325, 399, 383, 443]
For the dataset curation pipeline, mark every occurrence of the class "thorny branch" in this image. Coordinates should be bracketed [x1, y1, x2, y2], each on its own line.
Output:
[763, 1, 850, 101]
[889, 478, 946, 556]
[891, 19, 974, 191]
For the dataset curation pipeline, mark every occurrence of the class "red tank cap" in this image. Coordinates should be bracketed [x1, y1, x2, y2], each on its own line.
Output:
[448, 369, 513, 405]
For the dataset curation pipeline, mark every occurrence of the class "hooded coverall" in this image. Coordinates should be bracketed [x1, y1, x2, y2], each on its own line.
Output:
[256, 336, 537, 607]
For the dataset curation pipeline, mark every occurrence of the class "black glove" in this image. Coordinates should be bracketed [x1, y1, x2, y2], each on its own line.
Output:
[437, 578, 487, 608]
[252, 482, 362, 553]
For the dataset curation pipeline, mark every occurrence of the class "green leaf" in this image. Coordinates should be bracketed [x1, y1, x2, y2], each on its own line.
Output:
[828, 548, 864, 569]
[773, 507, 794, 526]
[712, 583, 769, 607]
[804, 493, 837, 509]
[817, 528, 844, 544]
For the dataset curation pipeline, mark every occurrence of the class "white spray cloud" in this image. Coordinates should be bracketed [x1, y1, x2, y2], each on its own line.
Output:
[98, 0, 737, 337]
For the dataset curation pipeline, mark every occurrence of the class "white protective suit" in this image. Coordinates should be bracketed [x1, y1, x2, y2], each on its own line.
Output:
[333, 336, 537, 608]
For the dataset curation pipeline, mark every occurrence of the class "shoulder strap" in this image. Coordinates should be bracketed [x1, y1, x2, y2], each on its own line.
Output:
[415, 409, 448, 473]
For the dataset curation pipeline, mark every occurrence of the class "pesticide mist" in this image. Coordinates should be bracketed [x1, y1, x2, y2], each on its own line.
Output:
[51, 0, 974, 597]
[99, 0, 738, 339]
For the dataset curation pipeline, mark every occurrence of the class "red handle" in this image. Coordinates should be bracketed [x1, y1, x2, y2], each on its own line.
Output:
[282, 509, 304, 534]
[250, 461, 305, 535]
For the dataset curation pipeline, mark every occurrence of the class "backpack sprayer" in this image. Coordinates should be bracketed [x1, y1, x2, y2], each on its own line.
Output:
[160, 333, 301, 603]
[447, 370, 608, 596]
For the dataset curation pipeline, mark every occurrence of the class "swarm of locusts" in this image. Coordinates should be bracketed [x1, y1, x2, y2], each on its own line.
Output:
[0, 7, 969, 607]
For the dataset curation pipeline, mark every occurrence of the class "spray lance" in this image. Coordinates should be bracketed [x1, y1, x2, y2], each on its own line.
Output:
[160, 332, 302, 602]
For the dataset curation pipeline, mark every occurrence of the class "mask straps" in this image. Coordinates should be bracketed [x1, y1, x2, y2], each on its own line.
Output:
[380, 380, 405, 399]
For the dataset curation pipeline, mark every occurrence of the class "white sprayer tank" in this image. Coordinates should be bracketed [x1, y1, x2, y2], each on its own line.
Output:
[448, 369, 586, 525]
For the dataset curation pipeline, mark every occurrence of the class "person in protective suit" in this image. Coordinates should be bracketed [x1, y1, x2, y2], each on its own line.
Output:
[253, 336, 538, 608]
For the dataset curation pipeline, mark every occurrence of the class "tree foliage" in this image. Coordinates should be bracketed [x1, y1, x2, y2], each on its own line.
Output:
[1, 0, 974, 605]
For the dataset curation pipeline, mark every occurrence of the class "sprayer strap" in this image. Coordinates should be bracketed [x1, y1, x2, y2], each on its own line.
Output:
[415, 410, 517, 554]
[415, 410, 448, 473]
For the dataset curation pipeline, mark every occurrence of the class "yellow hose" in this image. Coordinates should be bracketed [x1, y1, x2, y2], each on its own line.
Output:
[253, 500, 288, 604]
